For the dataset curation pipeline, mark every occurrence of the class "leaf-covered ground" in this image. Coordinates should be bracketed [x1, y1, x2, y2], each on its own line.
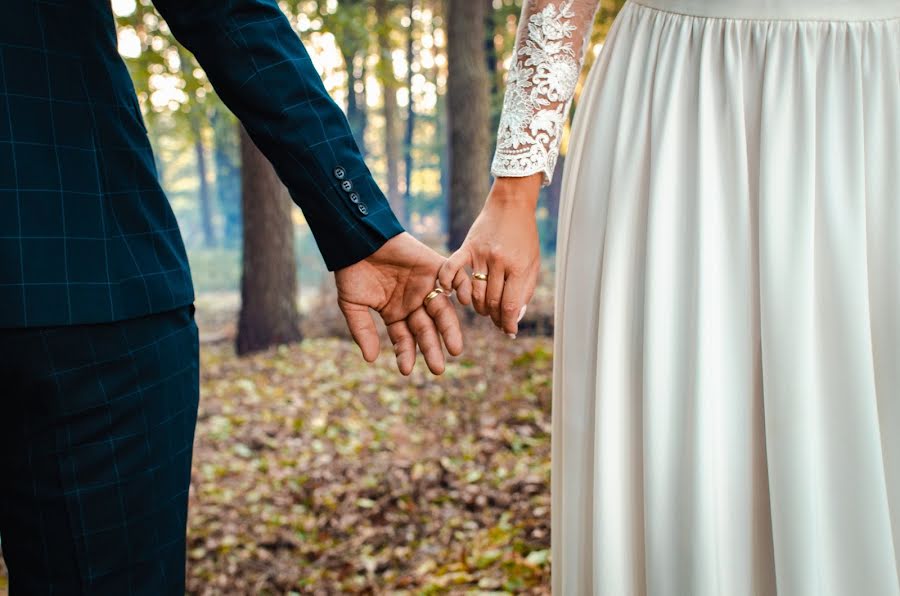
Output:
[0, 298, 555, 594]
[187, 323, 553, 594]
[188, 330, 551, 594]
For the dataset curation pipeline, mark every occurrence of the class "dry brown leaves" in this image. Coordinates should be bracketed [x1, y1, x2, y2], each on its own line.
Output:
[186, 317, 553, 594]
[0, 315, 554, 595]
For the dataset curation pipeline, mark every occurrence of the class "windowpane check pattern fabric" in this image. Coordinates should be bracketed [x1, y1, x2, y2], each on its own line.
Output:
[0, 306, 199, 594]
[0, 0, 403, 329]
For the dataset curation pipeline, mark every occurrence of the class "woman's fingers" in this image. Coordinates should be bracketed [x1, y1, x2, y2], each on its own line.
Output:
[485, 263, 506, 328]
[437, 248, 473, 305]
[387, 320, 417, 376]
[499, 271, 527, 337]
[407, 307, 446, 375]
[470, 255, 491, 316]
[523, 264, 539, 306]
[438, 249, 469, 293]
[440, 243, 535, 336]
[452, 267, 472, 306]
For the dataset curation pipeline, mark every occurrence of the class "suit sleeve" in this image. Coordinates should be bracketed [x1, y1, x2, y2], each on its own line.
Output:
[150, 0, 403, 271]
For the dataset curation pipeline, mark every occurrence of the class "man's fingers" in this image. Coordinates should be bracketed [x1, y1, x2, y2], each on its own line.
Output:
[500, 272, 527, 337]
[408, 308, 446, 375]
[425, 290, 463, 356]
[485, 264, 506, 328]
[340, 302, 380, 363]
[387, 320, 417, 376]
[438, 249, 470, 295]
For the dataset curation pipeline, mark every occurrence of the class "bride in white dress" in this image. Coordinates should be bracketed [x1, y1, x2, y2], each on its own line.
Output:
[439, 0, 900, 593]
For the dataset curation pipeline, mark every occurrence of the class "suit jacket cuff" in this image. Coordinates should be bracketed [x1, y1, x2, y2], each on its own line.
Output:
[295, 162, 405, 271]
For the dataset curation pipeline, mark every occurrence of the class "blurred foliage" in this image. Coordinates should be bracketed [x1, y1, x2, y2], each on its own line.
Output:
[0, 3, 632, 593]
[188, 249, 243, 293]
[187, 231, 329, 295]
[112, 0, 623, 274]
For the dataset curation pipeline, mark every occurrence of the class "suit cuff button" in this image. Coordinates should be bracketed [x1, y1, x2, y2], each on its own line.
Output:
[341, 180, 353, 192]
[333, 166, 346, 180]
[349, 192, 361, 204]
[357, 203, 369, 216]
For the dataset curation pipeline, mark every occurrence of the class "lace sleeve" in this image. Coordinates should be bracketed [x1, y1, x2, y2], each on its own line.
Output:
[491, 0, 601, 186]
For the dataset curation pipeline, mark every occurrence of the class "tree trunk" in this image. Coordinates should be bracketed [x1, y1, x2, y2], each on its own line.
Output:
[375, 0, 405, 225]
[403, 0, 416, 211]
[446, 0, 490, 250]
[193, 123, 216, 247]
[236, 126, 302, 355]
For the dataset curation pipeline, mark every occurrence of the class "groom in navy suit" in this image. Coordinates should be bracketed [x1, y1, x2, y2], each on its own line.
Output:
[0, 0, 461, 593]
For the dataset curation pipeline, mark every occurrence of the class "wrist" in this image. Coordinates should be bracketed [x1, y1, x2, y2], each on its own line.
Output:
[488, 174, 542, 210]
[366, 231, 413, 261]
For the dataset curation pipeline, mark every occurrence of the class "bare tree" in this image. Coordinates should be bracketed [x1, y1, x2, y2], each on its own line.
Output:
[446, 0, 490, 250]
[236, 127, 302, 355]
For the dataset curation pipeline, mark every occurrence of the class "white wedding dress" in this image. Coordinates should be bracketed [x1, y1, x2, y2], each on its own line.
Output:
[491, 1, 900, 594]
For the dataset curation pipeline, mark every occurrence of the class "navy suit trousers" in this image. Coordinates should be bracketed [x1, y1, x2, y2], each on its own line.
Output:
[0, 306, 199, 594]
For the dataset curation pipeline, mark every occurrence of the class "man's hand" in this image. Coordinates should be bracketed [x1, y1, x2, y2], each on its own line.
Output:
[335, 233, 463, 375]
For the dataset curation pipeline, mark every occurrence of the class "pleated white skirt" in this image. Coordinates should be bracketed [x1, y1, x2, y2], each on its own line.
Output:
[553, 1, 900, 594]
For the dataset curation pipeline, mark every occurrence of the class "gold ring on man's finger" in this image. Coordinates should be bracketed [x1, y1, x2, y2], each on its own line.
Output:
[423, 287, 447, 307]
[472, 272, 489, 282]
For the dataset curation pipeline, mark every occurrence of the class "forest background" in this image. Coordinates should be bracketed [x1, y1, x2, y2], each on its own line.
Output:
[116, 0, 622, 307]
[0, 0, 624, 592]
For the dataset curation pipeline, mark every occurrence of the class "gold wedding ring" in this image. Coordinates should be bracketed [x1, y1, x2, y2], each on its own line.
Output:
[423, 287, 447, 307]
[472, 272, 489, 282]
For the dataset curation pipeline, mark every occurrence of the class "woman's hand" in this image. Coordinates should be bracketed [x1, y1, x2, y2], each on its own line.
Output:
[439, 174, 542, 338]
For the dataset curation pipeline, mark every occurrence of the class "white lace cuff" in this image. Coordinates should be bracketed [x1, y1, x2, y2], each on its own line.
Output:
[491, 0, 599, 186]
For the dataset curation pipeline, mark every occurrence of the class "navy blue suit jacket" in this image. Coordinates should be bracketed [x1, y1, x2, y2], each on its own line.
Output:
[0, 0, 403, 328]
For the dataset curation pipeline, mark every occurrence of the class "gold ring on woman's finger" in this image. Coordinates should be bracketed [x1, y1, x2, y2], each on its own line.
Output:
[472, 272, 488, 282]
[423, 287, 446, 307]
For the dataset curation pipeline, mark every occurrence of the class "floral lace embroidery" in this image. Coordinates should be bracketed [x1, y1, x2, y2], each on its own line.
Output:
[491, 1, 585, 186]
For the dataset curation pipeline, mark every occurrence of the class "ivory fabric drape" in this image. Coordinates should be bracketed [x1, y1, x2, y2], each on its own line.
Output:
[551, 1, 900, 593]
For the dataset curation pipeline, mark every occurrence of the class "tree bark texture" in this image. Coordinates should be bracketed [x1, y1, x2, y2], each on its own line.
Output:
[236, 126, 302, 355]
[446, 0, 491, 250]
